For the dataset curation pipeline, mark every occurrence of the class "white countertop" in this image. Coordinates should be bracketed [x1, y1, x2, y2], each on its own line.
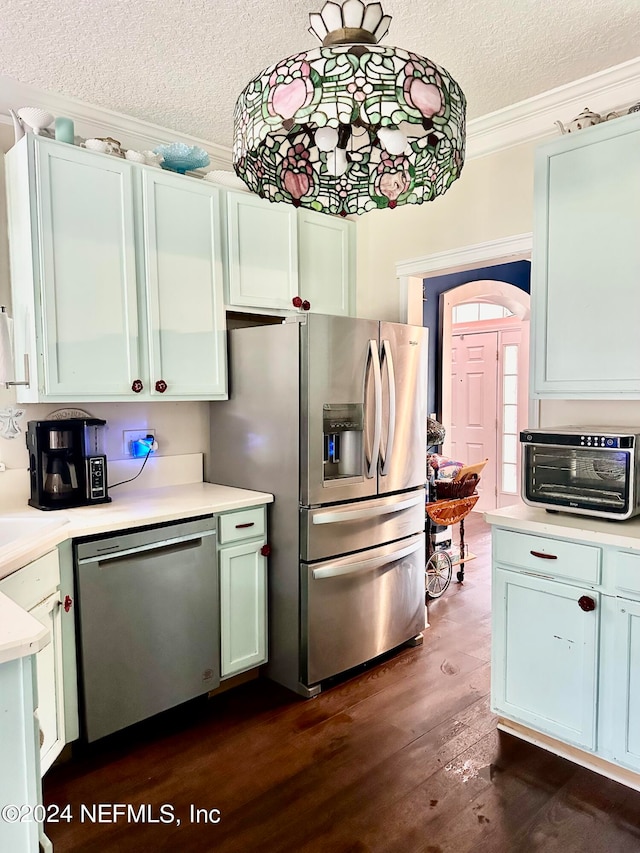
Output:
[484, 502, 640, 550]
[0, 482, 273, 664]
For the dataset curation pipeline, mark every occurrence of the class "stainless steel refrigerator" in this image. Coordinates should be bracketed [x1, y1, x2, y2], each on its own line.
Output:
[208, 314, 428, 696]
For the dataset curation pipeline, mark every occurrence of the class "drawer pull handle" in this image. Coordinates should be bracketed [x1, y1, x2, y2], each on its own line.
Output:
[530, 550, 558, 560]
[235, 522, 255, 529]
[578, 595, 596, 612]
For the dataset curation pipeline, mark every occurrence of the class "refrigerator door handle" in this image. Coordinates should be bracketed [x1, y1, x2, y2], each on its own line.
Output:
[312, 493, 424, 525]
[380, 339, 396, 477]
[365, 338, 383, 480]
[311, 539, 423, 580]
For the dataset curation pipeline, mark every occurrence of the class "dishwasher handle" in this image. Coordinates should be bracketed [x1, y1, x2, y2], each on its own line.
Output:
[76, 529, 216, 565]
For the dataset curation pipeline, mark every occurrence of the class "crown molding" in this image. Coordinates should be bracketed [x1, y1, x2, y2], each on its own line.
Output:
[466, 55, 640, 159]
[396, 233, 532, 278]
[1, 55, 640, 169]
[0, 75, 233, 169]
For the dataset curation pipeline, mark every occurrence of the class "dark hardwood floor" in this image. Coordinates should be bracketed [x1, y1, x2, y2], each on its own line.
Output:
[44, 513, 640, 852]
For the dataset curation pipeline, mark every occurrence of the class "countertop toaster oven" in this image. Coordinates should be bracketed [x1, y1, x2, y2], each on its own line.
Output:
[521, 426, 640, 520]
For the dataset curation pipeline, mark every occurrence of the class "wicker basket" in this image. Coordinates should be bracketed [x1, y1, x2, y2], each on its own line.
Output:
[426, 495, 479, 526]
[434, 475, 479, 500]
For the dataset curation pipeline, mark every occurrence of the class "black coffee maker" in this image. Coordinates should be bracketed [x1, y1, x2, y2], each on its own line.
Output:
[26, 419, 111, 510]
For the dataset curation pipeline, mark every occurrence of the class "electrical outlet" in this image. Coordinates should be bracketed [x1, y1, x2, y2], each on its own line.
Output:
[123, 429, 156, 456]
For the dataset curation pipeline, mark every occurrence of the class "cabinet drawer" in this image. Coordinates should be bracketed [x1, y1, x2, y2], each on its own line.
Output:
[494, 529, 601, 584]
[615, 551, 640, 594]
[218, 507, 266, 545]
[0, 550, 60, 611]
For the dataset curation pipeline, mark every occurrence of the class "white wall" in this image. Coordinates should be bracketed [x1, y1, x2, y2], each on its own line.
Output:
[354, 135, 640, 430]
[0, 122, 210, 472]
[355, 140, 537, 322]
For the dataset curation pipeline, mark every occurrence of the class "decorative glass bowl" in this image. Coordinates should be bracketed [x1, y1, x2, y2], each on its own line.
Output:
[154, 143, 210, 174]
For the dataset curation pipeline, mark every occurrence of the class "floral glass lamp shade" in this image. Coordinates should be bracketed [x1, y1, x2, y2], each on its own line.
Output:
[233, 0, 466, 216]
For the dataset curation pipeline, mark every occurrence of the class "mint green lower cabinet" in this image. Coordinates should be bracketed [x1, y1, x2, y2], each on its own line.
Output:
[614, 598, 640, 771]
[0, 655, 41, 853]
[492, 567, 599, 750]
[219, 539, 267, 679]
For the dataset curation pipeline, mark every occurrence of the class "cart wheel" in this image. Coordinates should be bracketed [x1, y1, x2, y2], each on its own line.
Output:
[426, 550, 453, 600]
[456, 569, 465, 583]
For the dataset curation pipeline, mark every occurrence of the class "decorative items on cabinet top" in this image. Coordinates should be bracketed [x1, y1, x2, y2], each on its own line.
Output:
[554, 103, 640, 134]
[6, 105, 230, 181]
[153, 142, 210, 174]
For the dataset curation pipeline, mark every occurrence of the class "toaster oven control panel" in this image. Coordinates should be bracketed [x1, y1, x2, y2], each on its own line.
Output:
[520, 431, 635, 449]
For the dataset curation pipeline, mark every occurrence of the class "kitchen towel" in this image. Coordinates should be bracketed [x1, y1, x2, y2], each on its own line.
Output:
[0, 307, 14, 386]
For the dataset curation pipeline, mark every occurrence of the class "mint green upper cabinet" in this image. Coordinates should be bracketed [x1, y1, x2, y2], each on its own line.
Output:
[532, 113, 640, 397]
[225, 192, 355, 316]
[226, 192, 298, 311]
[141, 170, 226, 398]
[297, 210, 354, 316]
[5, 136, 227, 402]
[6, 137, 141, 401]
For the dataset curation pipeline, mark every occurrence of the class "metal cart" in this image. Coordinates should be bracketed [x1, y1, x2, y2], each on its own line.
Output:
[425, 494, 479, 599]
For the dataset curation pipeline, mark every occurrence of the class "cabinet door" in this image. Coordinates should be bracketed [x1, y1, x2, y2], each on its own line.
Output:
[141, 170, 227, 398]
[613, 597, 640, 771]
[30, 591, 65, 775]
[492, 567, 599, 749]
[532, 115, 640, 397]
[226, 192, 298, 310]
[220, 540, 267, 678]
[35, 138, 142, 397]
[297, 210, 354, 316]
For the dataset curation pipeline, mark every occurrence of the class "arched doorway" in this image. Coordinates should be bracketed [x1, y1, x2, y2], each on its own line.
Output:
[396, 235, 534, 512]
[442, 281, 530, 510]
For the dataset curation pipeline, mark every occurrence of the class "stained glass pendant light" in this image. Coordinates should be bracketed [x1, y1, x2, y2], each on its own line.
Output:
[233, 0, 466, 216]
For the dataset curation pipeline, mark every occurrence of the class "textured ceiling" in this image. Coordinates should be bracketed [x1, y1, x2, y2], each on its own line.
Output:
[1, 0, 640, 148]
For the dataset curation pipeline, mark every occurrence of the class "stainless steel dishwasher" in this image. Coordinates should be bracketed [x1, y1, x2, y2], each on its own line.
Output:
[74, 515, 219, 742]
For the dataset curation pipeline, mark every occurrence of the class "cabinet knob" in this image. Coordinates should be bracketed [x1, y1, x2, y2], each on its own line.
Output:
[131, 379, 143, 393]
[302, 300, 311, 311]
[155, 380, 168, 394]
[292, 296, 303, 308]
[578, 595, 596, 612]
[260, 544, 271, 557]
[63, 595, 73, 613]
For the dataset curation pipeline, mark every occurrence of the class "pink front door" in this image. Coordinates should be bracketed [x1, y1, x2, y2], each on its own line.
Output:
[450, 331, 498, 511]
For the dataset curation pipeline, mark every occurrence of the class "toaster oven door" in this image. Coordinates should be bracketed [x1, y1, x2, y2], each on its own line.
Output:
[522, 444, 632, 517]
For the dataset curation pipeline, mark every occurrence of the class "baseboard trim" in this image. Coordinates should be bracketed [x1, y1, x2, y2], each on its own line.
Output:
[498, 718, 640, 793]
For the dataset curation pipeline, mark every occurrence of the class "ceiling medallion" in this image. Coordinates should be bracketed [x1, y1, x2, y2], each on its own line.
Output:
[233, 0, 466, 216]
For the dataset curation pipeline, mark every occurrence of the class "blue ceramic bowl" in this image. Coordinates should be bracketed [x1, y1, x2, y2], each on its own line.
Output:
[154, 143, 210, 174]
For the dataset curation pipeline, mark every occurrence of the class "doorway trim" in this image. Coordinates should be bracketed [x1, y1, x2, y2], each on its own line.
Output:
[395, 232, 539, 430]
[397, 232, 533, 325]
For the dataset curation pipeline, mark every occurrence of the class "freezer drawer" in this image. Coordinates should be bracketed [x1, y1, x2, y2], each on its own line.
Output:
[301, 532, 425, 686]
[300, 490, 425, 561]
